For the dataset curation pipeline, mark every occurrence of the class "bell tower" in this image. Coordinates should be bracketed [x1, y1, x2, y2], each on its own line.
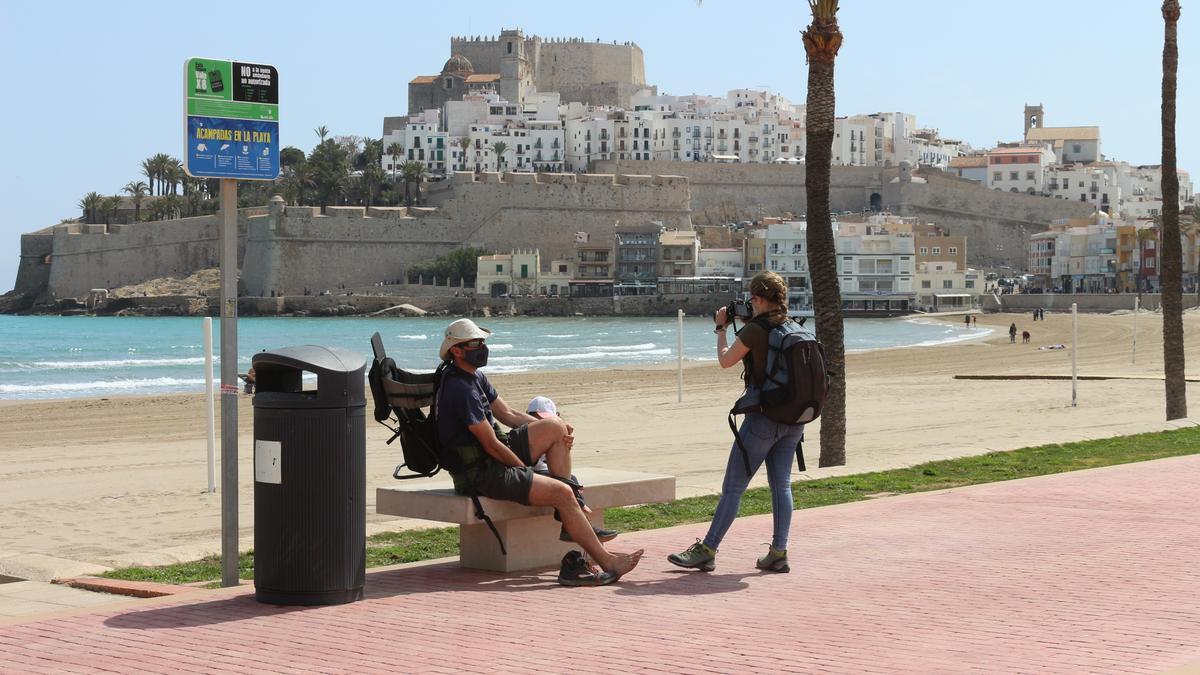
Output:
[1024, 103, 1044, 139]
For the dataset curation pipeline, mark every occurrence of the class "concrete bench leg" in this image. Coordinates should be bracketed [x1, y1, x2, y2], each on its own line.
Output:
[458, 511, 606, 573]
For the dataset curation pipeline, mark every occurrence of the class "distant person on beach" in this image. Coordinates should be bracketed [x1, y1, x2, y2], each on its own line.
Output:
[668, 271, 801, 574]
[965, 315, 971, 327]
[436, 319, 638, 585]
[1009, 323, 1018, 343]
[972, 315, 977, 327]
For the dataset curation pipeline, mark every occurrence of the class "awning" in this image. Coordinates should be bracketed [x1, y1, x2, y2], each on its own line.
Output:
[710, 154, 740, 161]
[934, 293, 972, 298]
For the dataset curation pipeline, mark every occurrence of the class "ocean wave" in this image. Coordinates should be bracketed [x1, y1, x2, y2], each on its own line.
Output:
[0, 377, 208, 395]
[25, 357, 210, 370]
[487, 344, 514, 351]
[536, 342, 659, 355]
[393, 334, 429, 340]
[488, 348, 672, 364]
[542, 334, 578, 338]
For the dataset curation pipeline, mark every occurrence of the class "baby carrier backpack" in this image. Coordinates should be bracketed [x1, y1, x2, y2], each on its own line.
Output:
[367, 332, 506, 555]
[728, 317, 830, 474]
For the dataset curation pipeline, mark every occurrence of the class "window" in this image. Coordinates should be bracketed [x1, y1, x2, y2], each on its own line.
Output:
[495, 264, 503, 273]
[919, 246, 928, 255]
[949, 246, 957, 255]
[1010, 171, 1019, 180]
[520, 264, 528, 278]
[507, 41, 513, 54]
[966, 280, 975, 289]
[1026, 171, 1035, 180]
[943, 280, 954, 289]
[921, 280, 931, 289]
[932, 246, 941, 255]
[1147, 258, 1156, 268]
[1073, 143, 1081, 153]
[444, 78, 452, 89]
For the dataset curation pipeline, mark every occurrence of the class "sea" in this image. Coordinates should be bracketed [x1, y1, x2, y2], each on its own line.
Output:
[0, 315, 991, 400]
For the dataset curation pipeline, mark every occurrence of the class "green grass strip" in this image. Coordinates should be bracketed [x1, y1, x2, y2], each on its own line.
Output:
[102, 426, 1200, 585]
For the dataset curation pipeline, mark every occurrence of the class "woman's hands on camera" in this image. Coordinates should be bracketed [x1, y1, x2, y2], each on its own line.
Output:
[713, 305, 729, 331]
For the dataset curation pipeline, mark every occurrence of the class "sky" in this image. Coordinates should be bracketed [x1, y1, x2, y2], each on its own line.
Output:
[1, 0, 1195, 292]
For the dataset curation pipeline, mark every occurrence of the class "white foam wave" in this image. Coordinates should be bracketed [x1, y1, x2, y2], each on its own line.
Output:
[585, 342, 656, 352]
[488, 348, 672, 364]
[394, 334, 429, 340]
[27, 357, 210, 370]
[0, 377, 207, 395]
[542, 334, 578, 338]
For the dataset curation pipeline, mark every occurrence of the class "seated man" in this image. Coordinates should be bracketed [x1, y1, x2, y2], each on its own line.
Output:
[436, 319, 643, 583]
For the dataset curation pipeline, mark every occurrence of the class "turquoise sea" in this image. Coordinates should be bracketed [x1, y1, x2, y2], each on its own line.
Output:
[0, 315, 991, 400]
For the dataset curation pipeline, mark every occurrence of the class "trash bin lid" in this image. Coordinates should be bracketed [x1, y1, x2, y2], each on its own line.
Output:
[252, 346, 367, 409]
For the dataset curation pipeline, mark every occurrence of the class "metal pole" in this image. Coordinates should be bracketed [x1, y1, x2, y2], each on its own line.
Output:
[1071, 302, 1078, 408]
[677, 309, 684, 403]
[219, 179, 239, 587]
[1132, 296, 1138, 365]
[204, 317, 216, 494]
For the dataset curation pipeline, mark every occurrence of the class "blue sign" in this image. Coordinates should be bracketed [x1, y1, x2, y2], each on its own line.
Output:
[186, 116, 279, 180]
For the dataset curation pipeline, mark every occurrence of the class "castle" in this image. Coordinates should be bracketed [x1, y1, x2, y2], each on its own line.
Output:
[407, 29, 650, 113]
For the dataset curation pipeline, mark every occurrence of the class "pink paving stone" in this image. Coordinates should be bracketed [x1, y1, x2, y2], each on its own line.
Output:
[0, 455, 1198, 674]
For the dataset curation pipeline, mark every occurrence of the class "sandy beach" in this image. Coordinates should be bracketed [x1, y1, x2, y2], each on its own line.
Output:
[1, 310, 1196, 581]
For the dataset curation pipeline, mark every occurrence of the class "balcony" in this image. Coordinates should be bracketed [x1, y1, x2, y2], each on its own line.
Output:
[600, 130, 609, 140]
[672, 130, 681, 139]
[749, 136, 759, 143]
[534, 139, 543, 149]
[619, 129, 627, 138]
[585, 132, 592, 141]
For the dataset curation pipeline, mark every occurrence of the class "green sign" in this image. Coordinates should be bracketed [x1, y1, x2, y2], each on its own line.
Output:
[185, 57, 278, 121]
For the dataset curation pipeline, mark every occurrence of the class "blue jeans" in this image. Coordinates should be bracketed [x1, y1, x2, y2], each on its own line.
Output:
[703, 413, 804, 552]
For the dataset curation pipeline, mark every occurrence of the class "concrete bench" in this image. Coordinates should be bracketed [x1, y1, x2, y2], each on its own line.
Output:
[376, 467, 676, 572]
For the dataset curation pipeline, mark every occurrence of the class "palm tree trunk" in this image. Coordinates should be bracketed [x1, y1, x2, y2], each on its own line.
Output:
[803, 1, 847, 467]
[1161, 0, 1187, 419]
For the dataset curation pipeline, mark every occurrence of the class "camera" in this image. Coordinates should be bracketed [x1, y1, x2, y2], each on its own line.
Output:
[716, 298, 754, 327]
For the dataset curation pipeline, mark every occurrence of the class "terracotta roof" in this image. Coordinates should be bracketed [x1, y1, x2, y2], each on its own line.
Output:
[465, 73, 501, 84]
[409, 75, 437, 85]
[1026, 126, 1100, 141]
[949, 156, 987, 168]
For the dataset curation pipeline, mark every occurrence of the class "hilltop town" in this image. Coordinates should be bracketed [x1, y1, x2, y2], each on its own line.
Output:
[5, 28, 1196, 316]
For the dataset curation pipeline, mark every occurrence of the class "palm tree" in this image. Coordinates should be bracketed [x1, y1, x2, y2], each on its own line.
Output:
[400, 161, 426, 206]
[387, 142, 404, 182]
[151, 153, 173, 196]
[99, 195, 122, 227]
[165, 161, 183, 196]
[457, 136, 472, 170]
[159, 194, 183, 220]
[490, 141, 508, 171]
[314, 125, 330, 142]
[1160, 0, 1186, 419]
[78, 191, 104, 223]
[123, 181, 148, 222]
[802, 0, 847, 467]
[141, 158, 157, 196]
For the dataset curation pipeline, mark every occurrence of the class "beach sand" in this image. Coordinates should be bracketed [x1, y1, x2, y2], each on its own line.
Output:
[1, 310, 1196, 580]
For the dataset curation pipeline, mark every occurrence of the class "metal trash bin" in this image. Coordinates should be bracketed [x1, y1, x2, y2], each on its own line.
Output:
[251, 345, 366, 605]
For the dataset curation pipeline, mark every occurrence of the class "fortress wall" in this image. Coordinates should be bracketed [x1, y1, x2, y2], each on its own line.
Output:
[240, 173, 692, 296]
[595, 160, 882, 223]
[893, 179, 1095, 269]
[537, 41, 645, 106]
[44, 212, 260, 299]
[14, 233, 54, 297]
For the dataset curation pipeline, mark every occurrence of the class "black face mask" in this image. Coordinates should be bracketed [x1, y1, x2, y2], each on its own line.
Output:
[463, 344, 489, 368]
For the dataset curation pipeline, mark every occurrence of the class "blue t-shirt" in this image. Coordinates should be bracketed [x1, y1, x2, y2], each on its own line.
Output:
[436, 365, 498, 448]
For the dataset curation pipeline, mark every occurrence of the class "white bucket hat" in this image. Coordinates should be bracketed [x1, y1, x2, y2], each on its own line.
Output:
[439, 318, 491, 360]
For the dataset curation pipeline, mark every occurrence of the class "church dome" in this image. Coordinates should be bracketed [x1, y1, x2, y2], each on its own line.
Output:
[441, 54, 474, 75]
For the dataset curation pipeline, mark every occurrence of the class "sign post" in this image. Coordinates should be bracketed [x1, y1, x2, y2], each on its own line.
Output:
[184, 57, 279, 588]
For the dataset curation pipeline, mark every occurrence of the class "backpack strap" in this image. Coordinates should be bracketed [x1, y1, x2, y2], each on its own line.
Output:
[729, 412, 754, 476]
[794, 434, 807, 473]
[469, 493, 506, 556]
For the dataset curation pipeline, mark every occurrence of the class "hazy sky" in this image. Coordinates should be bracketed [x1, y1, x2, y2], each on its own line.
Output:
[1, 0, 1194, 291]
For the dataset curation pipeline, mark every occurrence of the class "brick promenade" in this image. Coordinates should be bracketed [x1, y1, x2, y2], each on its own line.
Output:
[2, 455, 1198, 674]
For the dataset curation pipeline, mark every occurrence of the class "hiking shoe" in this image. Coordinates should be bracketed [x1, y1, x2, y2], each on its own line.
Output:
[756, 546, 790, 573]
[667, 540, 716, 572]
[560, 524, 619, 543]
[558, 550, 617, 587]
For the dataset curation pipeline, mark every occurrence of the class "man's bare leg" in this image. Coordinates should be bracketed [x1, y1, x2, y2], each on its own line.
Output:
[526, 417, 572, 478]
[527, 475, 642, 576]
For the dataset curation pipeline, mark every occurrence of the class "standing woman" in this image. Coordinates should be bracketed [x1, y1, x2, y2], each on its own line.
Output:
[668, 271, 802, 573]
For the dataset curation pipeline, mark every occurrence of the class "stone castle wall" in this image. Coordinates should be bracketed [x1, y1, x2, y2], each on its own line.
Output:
[595, 160, 1097, 269]
[39, 208, 268, 300]
[448, 34, 645, 107]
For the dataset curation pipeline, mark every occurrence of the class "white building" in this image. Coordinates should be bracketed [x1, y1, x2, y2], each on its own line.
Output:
[914, 261, 981, 311]
[381, 115, 452, 177]
[476, 249, 572, 297]
[1025, 126, 1102, 164]
[764, 220, 812, 312]
[697, 248, 744, 278]
[985, 145, 1057, 194]
[836, 222, 916, 313]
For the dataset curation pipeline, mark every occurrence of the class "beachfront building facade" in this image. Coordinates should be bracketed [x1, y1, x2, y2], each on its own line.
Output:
[614, 222, 662, 295]
[475, 249, 572, 297]
[697, 248, 744, 278]
[914, 262, 982, 311]
[659, 229, 700, 277]
[743, 229, 767, 276]
[835, 222, 916, 313]
[569, 232, 615, 297]
[382, 114, 454, 177]
[764, 220, 813, 312]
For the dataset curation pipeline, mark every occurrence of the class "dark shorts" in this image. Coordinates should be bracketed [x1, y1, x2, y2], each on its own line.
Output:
[450, 424, 535, 505]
